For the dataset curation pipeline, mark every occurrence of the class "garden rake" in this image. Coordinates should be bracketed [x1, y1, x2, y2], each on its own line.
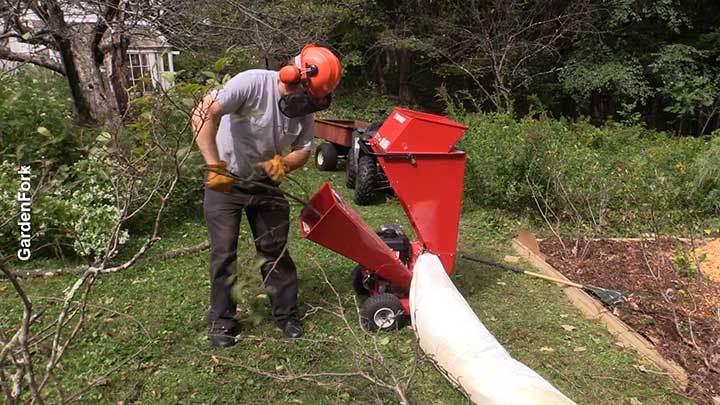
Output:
[460, 254, 635, 306]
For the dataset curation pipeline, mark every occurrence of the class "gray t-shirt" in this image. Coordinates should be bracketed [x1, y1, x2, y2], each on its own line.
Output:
[211, 69, 315, 178]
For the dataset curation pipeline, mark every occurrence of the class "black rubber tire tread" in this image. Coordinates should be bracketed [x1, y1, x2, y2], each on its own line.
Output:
[351, 265, 370, 296]
[345, 146, 357, 188]
[360, 293, 406, 332]
[315, 143, 338, 171]
[354, 154, 377, 205]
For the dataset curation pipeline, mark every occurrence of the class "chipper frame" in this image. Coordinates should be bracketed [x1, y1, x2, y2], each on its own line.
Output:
[299, 108, 468, 331]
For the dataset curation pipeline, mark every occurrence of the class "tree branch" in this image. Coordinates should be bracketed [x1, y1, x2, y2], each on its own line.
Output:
[0, 46, 65, 74]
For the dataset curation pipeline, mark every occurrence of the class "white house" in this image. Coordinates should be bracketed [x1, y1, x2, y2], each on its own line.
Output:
[0, 5, 178, 92]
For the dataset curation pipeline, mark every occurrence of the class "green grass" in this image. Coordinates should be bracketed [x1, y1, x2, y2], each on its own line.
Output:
[0, 157, 690, 404]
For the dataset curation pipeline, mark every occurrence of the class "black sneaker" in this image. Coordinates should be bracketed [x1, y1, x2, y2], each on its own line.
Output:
[279, 318, 303, 339]
[210, 326, 237, 348]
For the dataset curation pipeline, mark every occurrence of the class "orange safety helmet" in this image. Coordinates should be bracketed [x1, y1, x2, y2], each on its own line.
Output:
[279, 44, 342, 100]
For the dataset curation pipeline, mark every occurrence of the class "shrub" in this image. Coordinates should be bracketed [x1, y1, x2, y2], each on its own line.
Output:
[449, 107, 717, 231]
[0, 156, 129, 262]
[690, 135, 720, 214]
[0, 69, 82, 167]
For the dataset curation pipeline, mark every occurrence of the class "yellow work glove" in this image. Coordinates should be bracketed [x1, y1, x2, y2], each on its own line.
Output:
[205, 160, 234, 192]
[256, 155, 289, 183]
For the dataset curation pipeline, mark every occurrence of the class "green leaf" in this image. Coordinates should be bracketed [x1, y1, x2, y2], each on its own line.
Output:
[161, 71, 176, 85]
[37, 126, 52, 137]
[212, 57, 231, 73]
[96, 132, 111, 144]
[378, 336, 390, 345]
[132, 96, 152, 106]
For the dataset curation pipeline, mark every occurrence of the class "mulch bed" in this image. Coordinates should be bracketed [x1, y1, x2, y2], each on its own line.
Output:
[540, 237, 720, 403]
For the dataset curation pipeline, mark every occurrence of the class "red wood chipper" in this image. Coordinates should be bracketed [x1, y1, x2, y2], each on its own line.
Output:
[299, 108, 468, 331]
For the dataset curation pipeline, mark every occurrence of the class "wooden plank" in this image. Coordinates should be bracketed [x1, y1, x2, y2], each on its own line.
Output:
[512, 238, 690, 390]
[536, 237, 715, 243]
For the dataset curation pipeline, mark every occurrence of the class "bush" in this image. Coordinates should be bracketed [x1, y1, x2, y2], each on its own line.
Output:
[690, 135, 720, 214]
[450, 107, 716, 231]
[0, 156, 129, 262]
[319, 82, 413, 123]
[0, 69, 82, 167]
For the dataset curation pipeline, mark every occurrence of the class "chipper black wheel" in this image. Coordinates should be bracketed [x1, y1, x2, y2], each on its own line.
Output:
[354, 154, 377, 205]
[360, 293, 406, 332]
[345, 146, 357, 189]
[315, 143, 338, 171]
[351, 265, 370, 296]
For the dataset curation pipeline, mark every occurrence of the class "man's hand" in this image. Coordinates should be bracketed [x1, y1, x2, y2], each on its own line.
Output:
[256, 155, 290, 183]
[206, 161, 234, 192]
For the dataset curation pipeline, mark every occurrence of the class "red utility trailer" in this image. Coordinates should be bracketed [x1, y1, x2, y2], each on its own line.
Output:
[313, 119, 369, 171]
[300, 108, 468, 331]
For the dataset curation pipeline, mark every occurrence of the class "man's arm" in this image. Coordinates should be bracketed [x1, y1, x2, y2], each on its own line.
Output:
[282, 149, 311, 171]
[282, 114, 314, 171]
[192, 94, 223, 165]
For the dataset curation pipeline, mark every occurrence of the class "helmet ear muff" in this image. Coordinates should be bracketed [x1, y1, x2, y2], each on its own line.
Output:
[279, 65, 301, 84]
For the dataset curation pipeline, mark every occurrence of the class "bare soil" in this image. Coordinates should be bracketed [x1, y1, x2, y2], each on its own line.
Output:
[540, 237, 720, 403]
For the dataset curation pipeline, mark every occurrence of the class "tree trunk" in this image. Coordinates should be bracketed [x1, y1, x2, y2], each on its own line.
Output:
[590, 91, 606, 124]
[55, 36, 96, 125]
[375, 52, 386, 94]
[58, 25, 127, 130]
[397, 48, 413, 102]
[101, 32, 130, 124]
[492, 69, 510, 113]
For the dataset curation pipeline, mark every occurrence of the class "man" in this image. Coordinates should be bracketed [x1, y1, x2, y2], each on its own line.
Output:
[192, 44, 342, 347]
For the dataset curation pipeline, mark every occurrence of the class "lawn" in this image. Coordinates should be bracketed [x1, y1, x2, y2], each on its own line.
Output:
[0, 157, 690, 404]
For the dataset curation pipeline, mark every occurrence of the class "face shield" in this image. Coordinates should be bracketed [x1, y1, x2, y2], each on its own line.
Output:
[278, 86, 332, 118]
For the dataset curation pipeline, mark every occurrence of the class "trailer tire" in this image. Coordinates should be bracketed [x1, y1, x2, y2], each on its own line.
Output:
[345, 146, 357, 188]
[354, 155, 377, 205]
[360, 293, 406, 332]
[351, 265, 370, 296]
[315, 143, 337, 171]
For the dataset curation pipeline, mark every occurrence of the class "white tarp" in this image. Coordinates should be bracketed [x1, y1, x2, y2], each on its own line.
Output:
[409, 253, 576, 404]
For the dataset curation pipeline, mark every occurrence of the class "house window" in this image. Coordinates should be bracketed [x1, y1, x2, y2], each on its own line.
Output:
[128, 52, 150, 92]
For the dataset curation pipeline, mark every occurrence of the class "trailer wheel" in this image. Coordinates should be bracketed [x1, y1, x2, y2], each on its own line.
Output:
[345, 146, 357, 189]
[351, 265, 370, 296]
[354, 155, 377, 205]
[360, 293, 405, 332]
[315, 143, 337, 171]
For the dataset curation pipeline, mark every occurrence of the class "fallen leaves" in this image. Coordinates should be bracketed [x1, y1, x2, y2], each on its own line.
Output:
[504, 255, 519, 263]
[560, 324, 576, 332]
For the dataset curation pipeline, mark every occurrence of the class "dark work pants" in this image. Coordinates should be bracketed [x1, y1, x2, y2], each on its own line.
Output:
[203, 181, 298, 331]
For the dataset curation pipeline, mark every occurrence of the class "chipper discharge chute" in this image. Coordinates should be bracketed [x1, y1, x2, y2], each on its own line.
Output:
[299, 108, 575, 404]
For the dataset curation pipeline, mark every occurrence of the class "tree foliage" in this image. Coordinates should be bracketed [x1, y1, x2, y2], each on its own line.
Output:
[3, 0, 720, 134]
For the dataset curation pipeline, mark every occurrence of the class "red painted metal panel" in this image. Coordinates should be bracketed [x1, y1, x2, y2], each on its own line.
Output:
[299, 182, 413, 290]
[377, 152, 467, 275]
[370, 108, 467, 154]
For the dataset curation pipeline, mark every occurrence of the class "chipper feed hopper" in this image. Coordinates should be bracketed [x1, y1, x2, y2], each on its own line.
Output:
[300, 108, 467, 331]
